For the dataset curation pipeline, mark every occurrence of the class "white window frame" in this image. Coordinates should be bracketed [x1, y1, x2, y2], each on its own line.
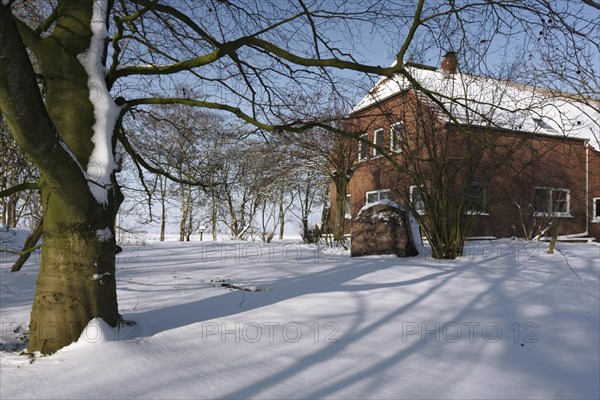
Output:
[533, 187, 571, 217]
[345, 194, 352, 219]
[373, 128, 385, 157]
[390, 122, 403, 152]
[409, 185, 425, 215]
[365, 189, 391, 204]
[358, 133, 369, 161]
[592, 197, 600, 223]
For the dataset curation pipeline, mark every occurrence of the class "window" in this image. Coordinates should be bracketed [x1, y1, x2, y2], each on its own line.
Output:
[366, 189, 391, 204]
[345, 194, 352, 219]
[358, 133, 369, 161]
[533, 187, 570, 217]
[465, 183, 486, 213]
[373, 128, 385, 156]
[410, 186, 425, 214]
[593, 197, 600, 222]
[391, 122, 403, 152]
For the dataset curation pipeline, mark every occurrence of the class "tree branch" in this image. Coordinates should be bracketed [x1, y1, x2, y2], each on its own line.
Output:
[35, 6, 58, 35]
[13, 16, 42, 52]
[10, 216, 43, 272]
[0, 182, 39, 198]
[116, 127, 210, 188]
[396, 0, 424, 64]
[0, 7, 94, 208]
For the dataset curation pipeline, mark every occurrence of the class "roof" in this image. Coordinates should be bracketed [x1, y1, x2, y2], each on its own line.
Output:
[353, 65, 600, 149]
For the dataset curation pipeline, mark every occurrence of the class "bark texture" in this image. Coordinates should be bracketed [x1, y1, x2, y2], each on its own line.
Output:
[0, 2, 121, 354]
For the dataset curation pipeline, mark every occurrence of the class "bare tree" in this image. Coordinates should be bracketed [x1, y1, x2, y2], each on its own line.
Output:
[280, 108, 358, 244]
[0, 113, 40, 228]
[212, 139, 288, 240]
[1, 0, 597, 353]
[123, 104, 227, 241]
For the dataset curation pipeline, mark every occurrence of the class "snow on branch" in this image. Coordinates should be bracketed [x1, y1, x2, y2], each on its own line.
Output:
[77, 0, 119, 205]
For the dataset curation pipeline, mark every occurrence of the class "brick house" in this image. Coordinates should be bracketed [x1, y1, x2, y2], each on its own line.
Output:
[334, 53, 600, 240]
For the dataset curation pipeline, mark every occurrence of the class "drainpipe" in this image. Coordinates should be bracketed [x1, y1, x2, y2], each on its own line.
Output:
[566, 141, 590, 239]
[585, 141, 589, 235]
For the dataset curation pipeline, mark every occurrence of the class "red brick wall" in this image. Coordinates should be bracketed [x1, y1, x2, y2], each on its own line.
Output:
[589, 147, 600, 240]
[468, 132, 588, 238]
[333, 92, 595, 240]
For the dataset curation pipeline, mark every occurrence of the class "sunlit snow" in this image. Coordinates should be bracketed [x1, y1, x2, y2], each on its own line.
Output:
[1, 231, 598, 399]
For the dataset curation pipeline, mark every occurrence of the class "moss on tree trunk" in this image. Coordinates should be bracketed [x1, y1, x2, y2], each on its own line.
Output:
[27, 177, 121, 353]
[0, 1, 121, 354]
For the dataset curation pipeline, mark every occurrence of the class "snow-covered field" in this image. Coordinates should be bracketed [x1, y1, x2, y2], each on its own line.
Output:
[1, 231, 599, 399]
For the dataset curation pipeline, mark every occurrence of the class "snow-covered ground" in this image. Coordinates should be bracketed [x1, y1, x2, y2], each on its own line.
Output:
[1, 232, 599, 399]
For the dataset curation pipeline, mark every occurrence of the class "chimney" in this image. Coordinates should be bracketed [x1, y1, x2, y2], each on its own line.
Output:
[440, 51, 458, 74]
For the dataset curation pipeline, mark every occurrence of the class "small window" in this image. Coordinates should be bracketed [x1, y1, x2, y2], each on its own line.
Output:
[593, 197, 600, 222]
[374, 128, 385, 156]
[391, 122, 403, 152]
[533, 187, 570, 216]
[410, 186, 425, 213]
[358, 133, 369, 161]
[380, 190, 391, 201]
[365, 189, 391, 204]
[465, 183, 485, 213]
[345, 194, 351, 219]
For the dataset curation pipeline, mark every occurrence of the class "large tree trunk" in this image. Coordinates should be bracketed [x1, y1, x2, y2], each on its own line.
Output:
[278, 191, 285, 240]
[332, 175, 348, 242]
[179, 183, 187, 241]
[1, 197, 6, 227]
[0, 194, 18, 228]
[321, 185, 331, 229]
[159, 176, 166, 242]
[160, 203, 166, 241]
[0, 2, 121, 354]
[30, 192, 120, 353]
[8, 196, 17, 227]
[211, 190, 218, 240]
[186, 203, 193, 241]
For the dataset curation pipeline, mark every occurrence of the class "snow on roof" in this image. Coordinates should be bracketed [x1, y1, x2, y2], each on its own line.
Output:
[353, 66, 600, 149]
